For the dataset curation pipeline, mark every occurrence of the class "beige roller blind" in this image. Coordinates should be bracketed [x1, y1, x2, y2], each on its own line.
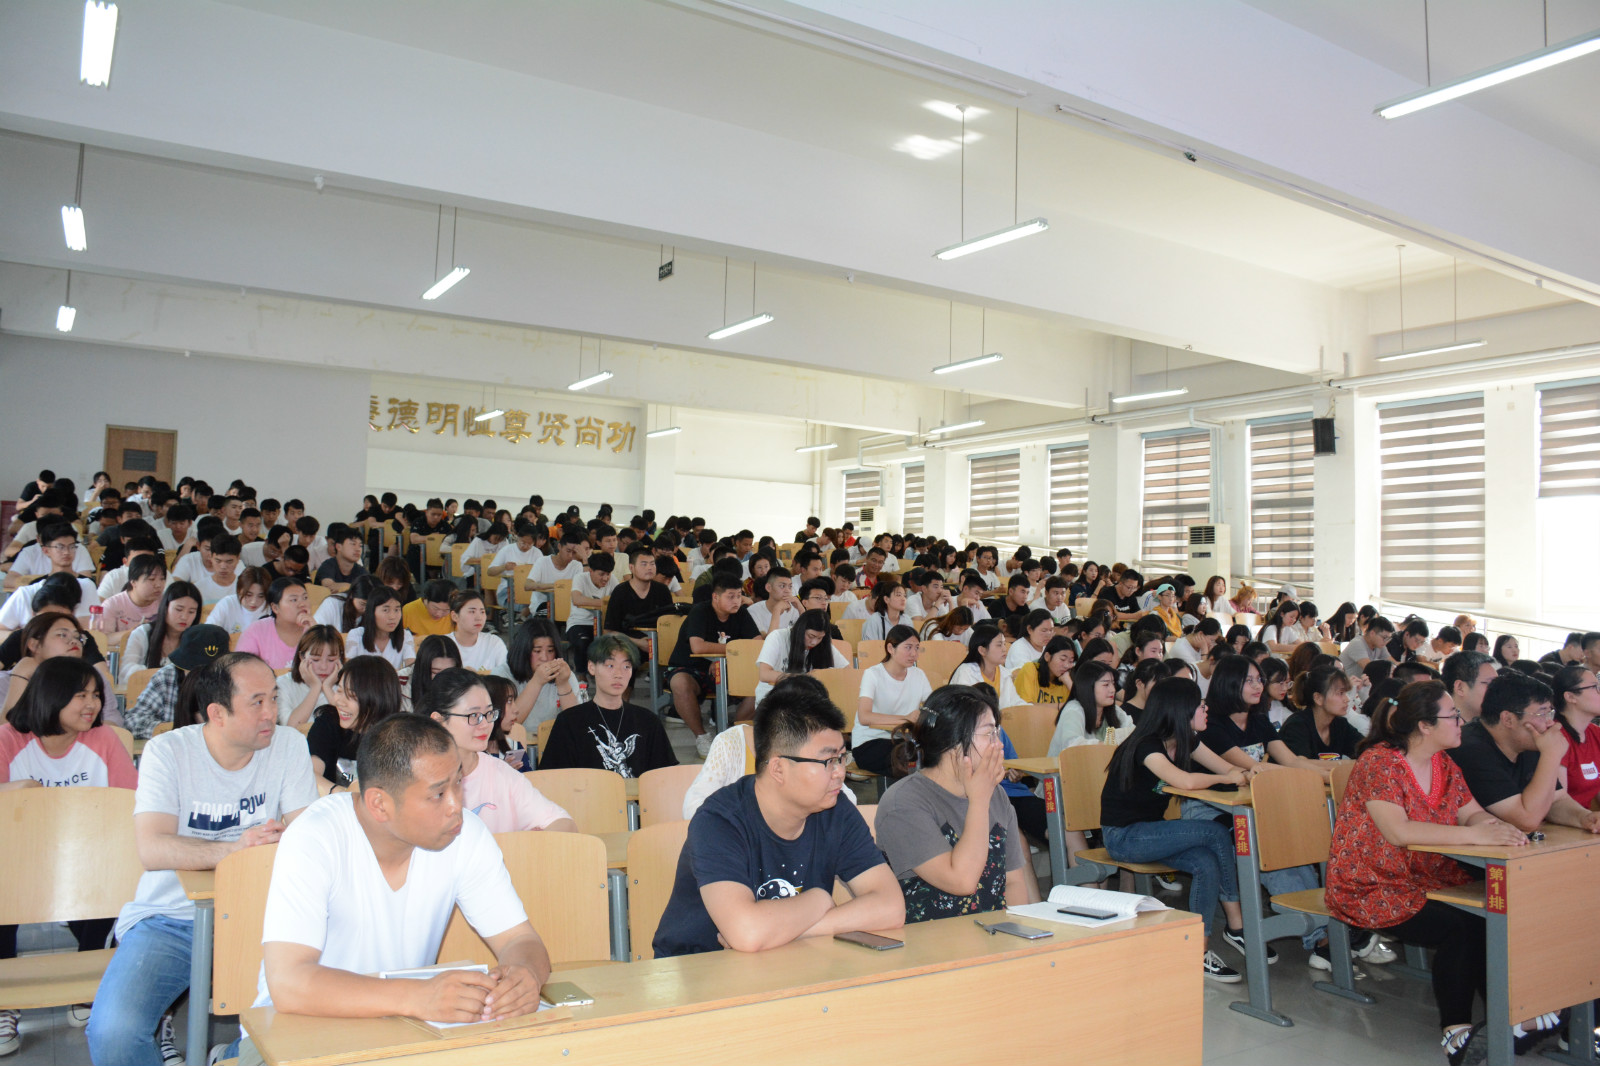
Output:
[1538, 380, 1600, 498]
[843, 469, 881, 526]
[1248, 417, 1315, 588]
[1047, 442, 1089, 554]
[1377, 394, 1485, 609]
[968, 452, 1020, 540]
[1140, 430, 1211, 570]
[902, 463, 925, 535]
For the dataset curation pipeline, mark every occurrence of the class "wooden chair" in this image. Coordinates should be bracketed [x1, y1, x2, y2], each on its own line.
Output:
[422, 533, 446, 579]
[655, 613, 685, 666]
[1001, 704, 1059, 759]
[831, 638, 853, 664]
[1330, 758, 1355, 810]
[523, 768, 628, 834]
[855, 639, 886, 669]
[917, 640, 967, 687]
[1252, 767, 1374, 1005]
[832, 805, 880, 903]
[200, 603, 216, 623]
[212, 841, 278, 1014]
[88, 629, 111, 657]
[446, 543, 471, 585]
[511, 563, 535, 623]
[437, 831, 610, 967]
[724, 638, 764, 700]
[552, 579, 573, 625]
[812, 667, 865, 725]
[1319, 640, 1340, 656]
[1075, 598, 1095, 618]
[835, 617, 864, 652]
[535, 719, 556, 760]
[1057, 745, 1177, 892]
[0, 788, 144, 1011]
[108, 725, 134, 757]
[828, 600, 848, 622]
[124, 667, 159, 707]
[626, 820, 690, 961]
[638, 764, 701, 826]
[303, 583, 332, 616]
[163, 548, 178, 570]
[508, 723, 529, 747]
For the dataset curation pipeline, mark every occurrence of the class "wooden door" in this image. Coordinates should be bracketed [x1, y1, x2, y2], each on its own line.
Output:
[104, 426, 177, 488]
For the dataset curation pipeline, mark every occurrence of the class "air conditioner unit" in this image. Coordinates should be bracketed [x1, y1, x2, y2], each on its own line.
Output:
[1186, 524, 1231, 582]
[857, 506, 877, 540]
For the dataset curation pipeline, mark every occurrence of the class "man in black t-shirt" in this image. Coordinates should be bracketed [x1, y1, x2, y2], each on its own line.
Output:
[652, 679, 901, 957]
[396, 498, 451, 577]
[1446, 671, 1600, 834]
[669, 572, 760, 758]
[314, 525, 368, 592]
[538, 635, 676, 778]
[982, 575, 1033, 635]
[603, 546, 676, 655]
[1107, 569, 1149, 629]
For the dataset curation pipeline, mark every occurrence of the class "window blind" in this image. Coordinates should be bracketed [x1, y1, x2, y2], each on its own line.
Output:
[1248, 418, 1315, 588]
[902, 463, 925, 535]
[1377, 394, 1485, 609]
[1140, 430, 1211, 570]
[1538, 380, 1600, 498]
[843, 469, 881, 527]
[968, 452, 1021, 540]
[1047, 443, 1089, 554]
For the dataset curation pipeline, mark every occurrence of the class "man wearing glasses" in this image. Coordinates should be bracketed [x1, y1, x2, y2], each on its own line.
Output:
[1446, 671, 1600, 834]
[652, 678, 904, 957]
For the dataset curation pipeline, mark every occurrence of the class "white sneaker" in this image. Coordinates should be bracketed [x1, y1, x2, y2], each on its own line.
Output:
[67, 1004, 91, 1028]
[694, 732, 714, 760]
[1354, 937, 1397, 964]
[158, 1012, 184, 1066]
[1154, 875, 1182, 893]
[0, 1010, 18, 1057]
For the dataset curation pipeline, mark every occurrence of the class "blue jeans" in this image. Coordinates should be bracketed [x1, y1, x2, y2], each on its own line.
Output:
[1103, 819, 1239, 936]
[88, 914, 193, 1066]
[1181, 798, 1324, 949]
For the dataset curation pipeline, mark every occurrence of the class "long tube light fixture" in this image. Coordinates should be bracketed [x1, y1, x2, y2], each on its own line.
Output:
[795, 442, 838, 453]
[707, 313, 773, 340]
[646, 426, 683, 438]
[61, 205, 87, 252]
[421, 265, 469, 300]
[57, 270, 76, 332]
[1376, 339, 1485, 362]
[925, 419, 985, 436]
[932, 351, 1002, 375]
[934, 218, 1048, 260]
[1111, 387, 1190, 405]
[80, 1, 118, 87]
[472, 407, 504, 421]
[567, 370, 613, 392]
[1376, 30, 1600, 119]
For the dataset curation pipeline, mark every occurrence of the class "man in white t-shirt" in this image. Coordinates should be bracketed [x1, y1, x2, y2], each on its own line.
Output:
[244, 715, 547, 1057]
[156, 503, 199, 556]
[525, 527, 587, 614]
[191, 533, 243, 605]
[488, 522, 543, 581]
[3, 521, 94, 588]
[89, 653, 318, 1066]
[747, 571, 800, 635]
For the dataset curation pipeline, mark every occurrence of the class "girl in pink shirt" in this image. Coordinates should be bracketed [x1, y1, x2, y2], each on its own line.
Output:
[99, 554, 168, 634]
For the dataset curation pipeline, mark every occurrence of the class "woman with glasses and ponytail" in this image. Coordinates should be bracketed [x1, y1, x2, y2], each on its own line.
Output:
[875, 685, 1039, 922]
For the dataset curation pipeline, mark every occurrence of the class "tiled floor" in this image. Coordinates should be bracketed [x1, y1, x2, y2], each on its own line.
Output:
[12, 718, 1467, 1066]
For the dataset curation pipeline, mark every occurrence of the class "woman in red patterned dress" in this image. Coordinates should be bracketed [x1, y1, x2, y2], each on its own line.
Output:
[1326, 680, 1527, 1064]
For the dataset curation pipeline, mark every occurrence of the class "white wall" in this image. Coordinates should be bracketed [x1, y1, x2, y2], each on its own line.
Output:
[0, 334, 367, 523]
[664, 409, 814, 537]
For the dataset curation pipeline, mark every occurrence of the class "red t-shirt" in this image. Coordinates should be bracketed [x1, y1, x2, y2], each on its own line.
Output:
[1560, 721, 1600, 812]
[1325, 744, 1475, 929]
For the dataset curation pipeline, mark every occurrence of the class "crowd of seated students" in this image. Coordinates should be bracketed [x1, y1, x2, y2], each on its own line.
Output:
[8, 472, 1600, 1062]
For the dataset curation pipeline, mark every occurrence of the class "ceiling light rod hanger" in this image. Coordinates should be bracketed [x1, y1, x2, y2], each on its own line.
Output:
[1376, 22, 1600, 119]
[647, 403, 683, 438]
[707, 256, 773, 339]
[1378, 244, 1485, 362]
[933, 103, 1047, 260]
[1110, 343, 1189, 405]
[421, 204, 470, 300]
[568, 336, 613, 391]
[61, 144, 88, 252]
[931, 303, 1003, 375]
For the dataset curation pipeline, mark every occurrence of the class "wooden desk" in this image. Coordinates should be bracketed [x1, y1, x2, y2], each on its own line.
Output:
[242, 910, 1204, 1066]
[177, 870, 218, 1066]
[1004, 757, 1071, 889]
[596, 831, 632, 960]
[692, 652, 730, 732]
[1410, 826, 1600, 1066]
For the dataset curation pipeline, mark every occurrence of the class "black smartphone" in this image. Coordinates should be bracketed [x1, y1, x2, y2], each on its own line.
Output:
[1058, 906, 1118, 921]
[834, 931, 904, 950]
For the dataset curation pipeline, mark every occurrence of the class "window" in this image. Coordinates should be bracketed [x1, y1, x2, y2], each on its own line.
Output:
[968, 452, 1020, 540]
[1248, 418, 1315, 588]
[1377, 394, 1485, 609]
[1140, 430, 1211, 570]
[843, 469, 882, 527]
[901, 463, 925, 535]
[1047, 443, 1089, 553]
[1538, 379, 1600, 498]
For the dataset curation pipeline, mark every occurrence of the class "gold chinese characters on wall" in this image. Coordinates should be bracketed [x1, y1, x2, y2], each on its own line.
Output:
[369, 396, 636, 453]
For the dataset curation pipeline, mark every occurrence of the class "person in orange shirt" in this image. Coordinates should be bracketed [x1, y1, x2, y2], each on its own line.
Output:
[401, 580, 455, 641]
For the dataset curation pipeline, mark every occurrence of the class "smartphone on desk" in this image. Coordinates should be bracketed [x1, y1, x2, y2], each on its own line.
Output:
[541, 982, 594, 1007]
[1057, 906, 1119, 921]
[834, 931, 904, 950]
[975, 920, 1053, 940]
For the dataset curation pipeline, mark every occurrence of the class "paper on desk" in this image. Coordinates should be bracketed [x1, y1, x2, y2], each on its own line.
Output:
[1006, 884, 1169, 927]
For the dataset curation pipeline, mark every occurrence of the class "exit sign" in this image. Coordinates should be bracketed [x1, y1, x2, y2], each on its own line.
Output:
[658, 260, 674, 281]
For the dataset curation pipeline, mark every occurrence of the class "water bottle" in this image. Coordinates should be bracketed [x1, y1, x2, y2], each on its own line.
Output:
[88, 604, 105, 632]
[576, 680, 590, 704]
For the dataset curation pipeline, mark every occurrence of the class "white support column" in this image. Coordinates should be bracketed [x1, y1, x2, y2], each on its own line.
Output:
[1315, 396, 1375, 606]
[640, 403, 679, 518]
[937, 451, 967, 541]
[1216, 419, 1250, 584]
[1017, 444, 1050, 547]
[1482, 382, 1539, 621]
[880, 462, 905, 534]
[1087, 424, 1142, 563]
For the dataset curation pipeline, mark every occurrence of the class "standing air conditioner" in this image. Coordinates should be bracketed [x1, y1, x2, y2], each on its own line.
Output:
[857, 506, 877, 541]
[1186, 524, 1231, 582]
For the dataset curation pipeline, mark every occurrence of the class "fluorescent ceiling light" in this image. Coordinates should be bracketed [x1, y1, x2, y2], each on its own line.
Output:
[646, 426, 683, 438]
[1376, 30, 1600, 119]
[795, 442, 838, 453]
[934, 218, 1048, 260]
[61, 205, 87, 252]
[80, 1, 118, 87]
[567, 370, 614, 392]
[472, 408, 504, 422]
[1376, 339, 1485, 362]
[932, 351, 1003, 375]
[926, 419, 985, 436]
[707, 313, 774, 340]
[420, 266, 470, 300]
[1111, 387, 1190, 405]
[56, 305, 77, 332]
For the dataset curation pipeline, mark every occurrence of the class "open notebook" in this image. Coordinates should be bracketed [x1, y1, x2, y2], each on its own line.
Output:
[1006, 884, 1169, 928]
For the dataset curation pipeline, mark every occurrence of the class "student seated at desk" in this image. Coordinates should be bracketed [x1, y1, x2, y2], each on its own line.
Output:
[344, 587, 416, 672]
[652, 677, 903, 957]
[949, 623, 1022, 709]
[306, 657, 403, 787]
[669, 571, 761, 757]
[1445, 671, 1600, 835]
[538, 635, 677, 778]
[754, 609, 850, 705]
[1552, 665, 1600, 811]
[876, 685, 1039, 921]
[506, 617, 581, 732]
[1325, 681, 1533, 1065]
[447, 590, 509, 678]
[1047, 659, 1129, 754]
[243, 715, 550, 1063]
[1011, 635, 1074, 706]
[90, 652, 318, 1066]
[854, 625, 934, 774]
[1278, 664, 1361, 761]
[400, 579, 455, 642]
[1100, 678, 1252, 983]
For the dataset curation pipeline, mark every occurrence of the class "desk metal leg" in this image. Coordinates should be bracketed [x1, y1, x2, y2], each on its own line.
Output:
[1230, 808, 1292, 1028]
[1313, 920, 1375, 1005]
[606, 869, 631, 962]
[1390, 942, 1433, 981]
[1544, 998, 1598, 1066]
[713, 662, 729, 734]
[1039, 772, 1068, 889]
[627, 800, 640, 831]
[187, 899, 214, 1066]
[1485, 859, 1513, 1066]
[646, 633, 662, 718]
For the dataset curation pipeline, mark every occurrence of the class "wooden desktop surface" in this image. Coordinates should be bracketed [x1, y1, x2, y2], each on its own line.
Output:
[1002, 757, 1059, 776]
[1407, 822, 1599, 860]
[242, 910, 1203, 1066]
[178, 869, 216, 901]
[597, 831, 630, 869]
